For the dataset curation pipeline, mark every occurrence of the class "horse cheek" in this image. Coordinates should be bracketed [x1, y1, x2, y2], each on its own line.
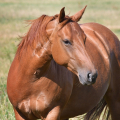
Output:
[51, 40, 69, 65]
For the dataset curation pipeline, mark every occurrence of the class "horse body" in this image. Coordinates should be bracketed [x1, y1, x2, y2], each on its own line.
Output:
[7, 7, 120, 120]
[7, 44, 73, 119]
[60, 22, 114, 119]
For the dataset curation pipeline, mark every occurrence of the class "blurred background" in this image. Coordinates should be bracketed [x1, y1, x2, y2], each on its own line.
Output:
[0, 0, 120, 119]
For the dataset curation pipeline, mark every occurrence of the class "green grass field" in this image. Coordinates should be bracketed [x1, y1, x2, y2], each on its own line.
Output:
[0, 0, 120, 119]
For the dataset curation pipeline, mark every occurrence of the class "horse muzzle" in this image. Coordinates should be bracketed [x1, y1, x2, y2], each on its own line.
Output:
[78, 70, 98, 85]
[87, 71, 98, 84]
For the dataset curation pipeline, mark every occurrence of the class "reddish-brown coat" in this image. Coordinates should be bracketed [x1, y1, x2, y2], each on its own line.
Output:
[7, 6, 120, 120]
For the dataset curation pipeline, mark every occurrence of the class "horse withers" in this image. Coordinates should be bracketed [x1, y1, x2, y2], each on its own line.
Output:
[7, 6, 120, 120]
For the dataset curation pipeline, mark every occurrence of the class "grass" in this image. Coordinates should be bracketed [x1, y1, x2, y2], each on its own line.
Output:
[0, 0, 120, 119]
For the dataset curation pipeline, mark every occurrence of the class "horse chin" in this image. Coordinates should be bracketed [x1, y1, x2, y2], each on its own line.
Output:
[78, 76, 92, 85]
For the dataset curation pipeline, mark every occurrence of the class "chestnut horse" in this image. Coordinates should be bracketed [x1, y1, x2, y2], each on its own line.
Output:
[7, 6, 120, 120]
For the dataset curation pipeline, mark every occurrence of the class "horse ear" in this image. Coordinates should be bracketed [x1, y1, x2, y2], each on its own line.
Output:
[58, 7, 65, 23]
[71, 5, 87, 22]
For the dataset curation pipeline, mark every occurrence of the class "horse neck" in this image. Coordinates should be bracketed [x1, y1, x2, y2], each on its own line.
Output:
[32, 41, 52, 67]
[15, 41, 52, 79]
[7, 41, 53, 105]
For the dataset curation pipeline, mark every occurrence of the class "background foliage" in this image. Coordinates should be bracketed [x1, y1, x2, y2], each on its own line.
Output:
[0, 0, 120, 119]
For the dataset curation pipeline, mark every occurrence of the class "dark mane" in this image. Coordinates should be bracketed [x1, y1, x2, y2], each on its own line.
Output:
[17, 15, 54, 55]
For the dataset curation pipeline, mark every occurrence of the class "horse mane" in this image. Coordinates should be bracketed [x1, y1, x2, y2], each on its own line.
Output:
[17, 15, 54, 55]
[17, 14, 72, 57]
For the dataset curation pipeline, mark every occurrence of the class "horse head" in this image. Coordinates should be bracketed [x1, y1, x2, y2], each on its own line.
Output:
[46, 6, 98, 85]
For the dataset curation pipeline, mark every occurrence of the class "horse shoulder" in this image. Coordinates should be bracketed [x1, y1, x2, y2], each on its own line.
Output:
[80, 22, 120, 65]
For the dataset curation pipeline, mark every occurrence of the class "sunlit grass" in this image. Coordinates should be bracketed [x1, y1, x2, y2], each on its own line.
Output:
[0, 0, 120, 119]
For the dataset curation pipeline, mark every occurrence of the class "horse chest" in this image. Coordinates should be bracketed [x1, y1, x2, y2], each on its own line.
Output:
[18, 92, 52, 118]
[17, 76, 73, 119]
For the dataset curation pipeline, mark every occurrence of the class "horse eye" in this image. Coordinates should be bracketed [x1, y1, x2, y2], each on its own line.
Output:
[63, 39, 71, 45]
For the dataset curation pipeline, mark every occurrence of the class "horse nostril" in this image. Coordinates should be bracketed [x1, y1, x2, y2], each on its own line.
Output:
[92, 72, 98, 83]
[87, 73, 92, 82]
[87, 72, 98, 83]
